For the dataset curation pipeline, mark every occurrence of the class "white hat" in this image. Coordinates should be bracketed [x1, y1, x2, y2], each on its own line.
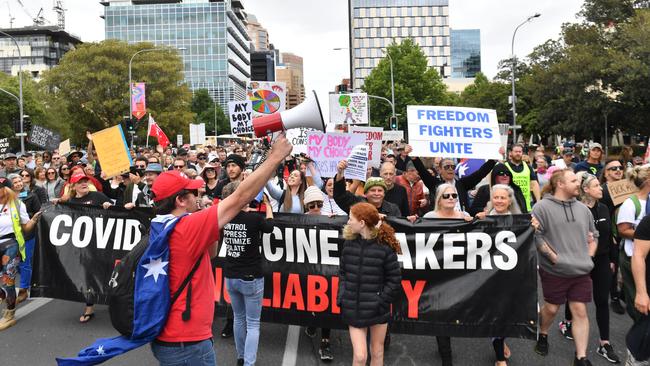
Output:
[303, 185, 323, 205]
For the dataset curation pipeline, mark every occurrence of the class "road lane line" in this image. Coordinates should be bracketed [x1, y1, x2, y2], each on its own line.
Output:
[15, 298, 53, 320]
[281, 325, 300, 366]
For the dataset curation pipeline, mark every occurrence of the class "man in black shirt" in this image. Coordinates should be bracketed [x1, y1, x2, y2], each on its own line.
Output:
[380, 162, 409, 216]
[629, 215, 650, 364]
[215, 154, 245, 199]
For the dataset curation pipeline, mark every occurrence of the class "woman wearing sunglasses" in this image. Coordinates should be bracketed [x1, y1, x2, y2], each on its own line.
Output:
[44, 168, 65, 202]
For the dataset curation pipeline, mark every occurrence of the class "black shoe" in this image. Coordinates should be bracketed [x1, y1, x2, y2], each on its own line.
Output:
[535, 334, 549, 356]
[611, 299, 626, 315]
[597, 343, 621, 364]
[319, 341, 333, 362]
[573, 356, 593, 366]
[305, 326, 317, 338]
[441, 356, 452, 366]
[221, 319, 233, 338]
[236, 359, 244, 366]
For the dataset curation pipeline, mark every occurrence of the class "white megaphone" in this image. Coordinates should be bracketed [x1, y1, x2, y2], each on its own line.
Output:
[252, 90, 326, 137]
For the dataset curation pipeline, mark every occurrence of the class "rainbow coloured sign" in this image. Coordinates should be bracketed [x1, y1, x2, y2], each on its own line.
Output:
[246, 81, 286, 117]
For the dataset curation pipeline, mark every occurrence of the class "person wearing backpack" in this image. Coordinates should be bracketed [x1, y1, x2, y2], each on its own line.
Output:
[617, 165, 650, 321]
[146, 135, 292, 366]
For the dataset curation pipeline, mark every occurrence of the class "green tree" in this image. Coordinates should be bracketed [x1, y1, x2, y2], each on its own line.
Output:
[40, 40, 193, 145]
[362, 39, 449, 129]
[459, 72, 511, 122]
[191, 89, 229, 136]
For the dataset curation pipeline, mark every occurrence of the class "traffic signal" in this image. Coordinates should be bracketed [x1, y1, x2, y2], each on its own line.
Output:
[13, 119, 20, 133]
[338, 84, 348, 93]
[389, 116, 398, 131]
[23, 116, 31, 132]
[505, 111, 514, 125]
[124, 116, 135, 132]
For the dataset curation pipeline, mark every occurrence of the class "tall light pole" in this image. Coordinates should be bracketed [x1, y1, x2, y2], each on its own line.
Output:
[511, 13, 541, 146]
[128, 47, 186, 146]
[381, 49, 397, 128]
[0, 30, 24, 154]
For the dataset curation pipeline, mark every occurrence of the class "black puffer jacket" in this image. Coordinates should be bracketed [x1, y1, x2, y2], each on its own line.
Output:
[337, 237, 401, 328]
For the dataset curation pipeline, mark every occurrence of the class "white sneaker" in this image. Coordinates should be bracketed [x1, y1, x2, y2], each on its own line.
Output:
[626, 349, 649, 366]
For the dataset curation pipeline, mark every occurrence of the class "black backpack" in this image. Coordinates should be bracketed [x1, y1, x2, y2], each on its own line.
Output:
[108, 227, 202, 337]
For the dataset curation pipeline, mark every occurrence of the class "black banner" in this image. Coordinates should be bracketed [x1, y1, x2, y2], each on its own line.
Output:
[33, 206, 537, 338]
[29, 124, 61, 151]
[32, 203, 152, 304]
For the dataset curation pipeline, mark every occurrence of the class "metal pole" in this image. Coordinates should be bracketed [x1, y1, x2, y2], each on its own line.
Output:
[385, 51, 396, 120]
[0, 31, 24, 154]
[510, 13, 541, 147]
[604, 112, 608, 158]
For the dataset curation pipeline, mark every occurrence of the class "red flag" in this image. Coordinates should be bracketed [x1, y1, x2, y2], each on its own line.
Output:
[148, 116, 170, 148]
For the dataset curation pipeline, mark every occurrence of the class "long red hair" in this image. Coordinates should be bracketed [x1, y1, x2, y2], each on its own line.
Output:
[345, 202, 401, 254]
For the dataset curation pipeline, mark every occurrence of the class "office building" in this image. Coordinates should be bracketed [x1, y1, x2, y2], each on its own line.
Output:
[250, 50, 275, 81]
[348, 0, 451, 89]
[103, 0, 251, 111]
[0, 26, 82, 80]
[246, 13, 269, 51]
[275, 52, 305, 109]
[450, 29, 480, 78]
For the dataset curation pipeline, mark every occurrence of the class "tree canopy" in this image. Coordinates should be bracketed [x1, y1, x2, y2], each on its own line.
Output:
[191, 89, 229, 136]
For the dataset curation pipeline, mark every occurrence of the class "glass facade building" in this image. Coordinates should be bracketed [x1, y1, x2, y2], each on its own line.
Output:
[103, 0, 251, 111]
[450, 29, 480, 78]
[349, 0, 451, 89]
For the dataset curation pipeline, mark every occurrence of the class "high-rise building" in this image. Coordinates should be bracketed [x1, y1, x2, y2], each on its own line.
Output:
[0, 26, 82, 80]
[275, 52, 305, 109]
[246, 13, 269, 51]
[250, 50, 275, 81]
[450, 29, 480, 78]
[348, 0, 451, 90]
[102, 0, 251, 111]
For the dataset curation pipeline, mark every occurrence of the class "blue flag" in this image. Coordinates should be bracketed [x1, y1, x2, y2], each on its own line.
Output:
[57, 214, 184, 366]
[455, 158, 486, 179]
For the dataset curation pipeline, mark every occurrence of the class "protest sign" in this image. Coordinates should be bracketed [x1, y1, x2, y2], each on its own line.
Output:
[329, 93, 369, 124]
[0, 138, 9, 155]
[228, 100, 254, 135]
[91, 125, 132, 178]
[189, 123, 206, 146]
[407, 106, 502, 159]
[382, 130, 404, 141]
[176, 135, 183, 146]
[287, 128, 310, 155]
[29, 125, 61, 151]
[608, 179, 640, 206]
[344, 144, 368, 181]
[349, 126, 383, 168]
[247, 81, 287, 118]
[551, 159, 567, 169]
[35, 205, 538, 338]
[307, 132, 365, 177]
[58, 139, 71, 156]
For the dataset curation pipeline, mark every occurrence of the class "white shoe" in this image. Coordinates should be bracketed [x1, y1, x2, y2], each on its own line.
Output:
[626, 349, 649, 366]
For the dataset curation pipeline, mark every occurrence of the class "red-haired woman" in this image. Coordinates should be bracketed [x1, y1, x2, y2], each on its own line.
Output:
[338, 202, 402, 366]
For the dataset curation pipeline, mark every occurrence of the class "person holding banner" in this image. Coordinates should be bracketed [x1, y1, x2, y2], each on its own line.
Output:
[379, 162, 410, 217]
[338, 202, 402, 366]
[532, 169, 598, 366]
[423, 184, 471, 221]
[0, 177, 40, 331]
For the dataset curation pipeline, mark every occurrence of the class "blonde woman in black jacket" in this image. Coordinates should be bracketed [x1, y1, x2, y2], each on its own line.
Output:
[338, 202, 402, 366]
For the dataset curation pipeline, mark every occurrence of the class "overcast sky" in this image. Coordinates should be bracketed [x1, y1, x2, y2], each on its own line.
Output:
[5, 0, 585, 101]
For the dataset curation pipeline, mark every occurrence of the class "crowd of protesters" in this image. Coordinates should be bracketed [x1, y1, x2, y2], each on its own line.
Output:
[0, 132, 649, 366]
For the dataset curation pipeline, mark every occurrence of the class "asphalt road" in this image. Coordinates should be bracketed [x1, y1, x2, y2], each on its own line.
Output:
[0, 296, 634, 366]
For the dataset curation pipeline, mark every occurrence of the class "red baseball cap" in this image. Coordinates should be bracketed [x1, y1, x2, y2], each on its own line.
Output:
[152, 170, 204, 202]
[70, 172, 91, 184]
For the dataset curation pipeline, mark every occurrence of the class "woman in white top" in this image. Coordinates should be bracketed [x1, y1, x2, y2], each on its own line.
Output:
[423, 183, 471, 220]
[321, 178, 347, 217]
[475, 184, 522, 219]
[266, 162, 322, 214]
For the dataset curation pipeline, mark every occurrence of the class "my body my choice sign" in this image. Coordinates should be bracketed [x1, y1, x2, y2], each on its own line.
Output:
[407, 106, 502, 160]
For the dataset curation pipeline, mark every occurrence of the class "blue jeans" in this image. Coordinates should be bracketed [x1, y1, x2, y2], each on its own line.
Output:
[226, 277, 264, 366]
[151, 339, 216, 366]
[19, 237, 35, 289]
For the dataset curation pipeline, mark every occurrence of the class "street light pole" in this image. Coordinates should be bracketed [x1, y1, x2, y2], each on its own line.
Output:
[510, 13, 541, 146]
[382, 49, 396, 124]
[0, 30, 24, 154]
[128, 46, 186, 147]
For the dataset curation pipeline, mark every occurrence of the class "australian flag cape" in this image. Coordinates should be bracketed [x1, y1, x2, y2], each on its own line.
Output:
[56, 214, 184, 366]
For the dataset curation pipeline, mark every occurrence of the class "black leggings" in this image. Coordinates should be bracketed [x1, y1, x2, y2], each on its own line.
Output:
[565, 254, 611, 340]
[437, 336, 452, 359]
[492, 338, 506, 361]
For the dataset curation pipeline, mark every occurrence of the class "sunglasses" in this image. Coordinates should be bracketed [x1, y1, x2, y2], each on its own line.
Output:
[442, 164, 456, 171]
[442, 193, 458, 199]
[47, 172, 56, 175]
[307, 202, 323, 210]
[174, 165, 185, 169]
[135, 165, 146, 169]
[20, 174, 30, 177]
[607, 166, 623, 172]
[205, 168, 216, 173]
[52, 157, 60, 160]
[61, 167, 69, 171]
[181, 189, 199, 197]
[198, 157, 206, 160]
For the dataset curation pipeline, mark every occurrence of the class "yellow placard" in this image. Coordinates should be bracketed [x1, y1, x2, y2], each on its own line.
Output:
[58, 139, 71, 156]
[91, 125, 132, 178]
[608, 179, 640, 206]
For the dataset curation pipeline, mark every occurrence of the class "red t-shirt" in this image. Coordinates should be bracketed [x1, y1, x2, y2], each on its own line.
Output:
[157, 204, 219, 342]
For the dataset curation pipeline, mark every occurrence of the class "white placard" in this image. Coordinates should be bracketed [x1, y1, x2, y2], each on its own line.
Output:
[349, 126, 383, 168]
[247, 81, 287, 118]
[407, 106, 502, 160]
[551, 159, 567, 169]
[228, 100, 254, 135]
[329, 93, 369, 125]
[176, 135, 183, 146]
[306, 132, 365, 178]
[286, 128, 310, 155]
[344, 145, 369, 181]
[189, 123, 206, 146]
[382, 130, 404, 141]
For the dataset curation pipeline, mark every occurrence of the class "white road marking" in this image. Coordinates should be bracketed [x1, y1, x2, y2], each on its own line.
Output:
[281, 325, 300, 366]
[15, 298, 52, 320]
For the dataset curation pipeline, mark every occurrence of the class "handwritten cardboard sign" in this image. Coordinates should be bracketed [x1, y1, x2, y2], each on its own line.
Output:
[58, 139, 71, 156]
[228, 101, 254, 135]
[608, 179, 640, 206]
[29, 125, 61, 151]
[306, 132, 365, 178]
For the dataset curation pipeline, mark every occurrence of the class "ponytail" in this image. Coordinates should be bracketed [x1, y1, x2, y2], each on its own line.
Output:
[376, 221, 402, 254]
